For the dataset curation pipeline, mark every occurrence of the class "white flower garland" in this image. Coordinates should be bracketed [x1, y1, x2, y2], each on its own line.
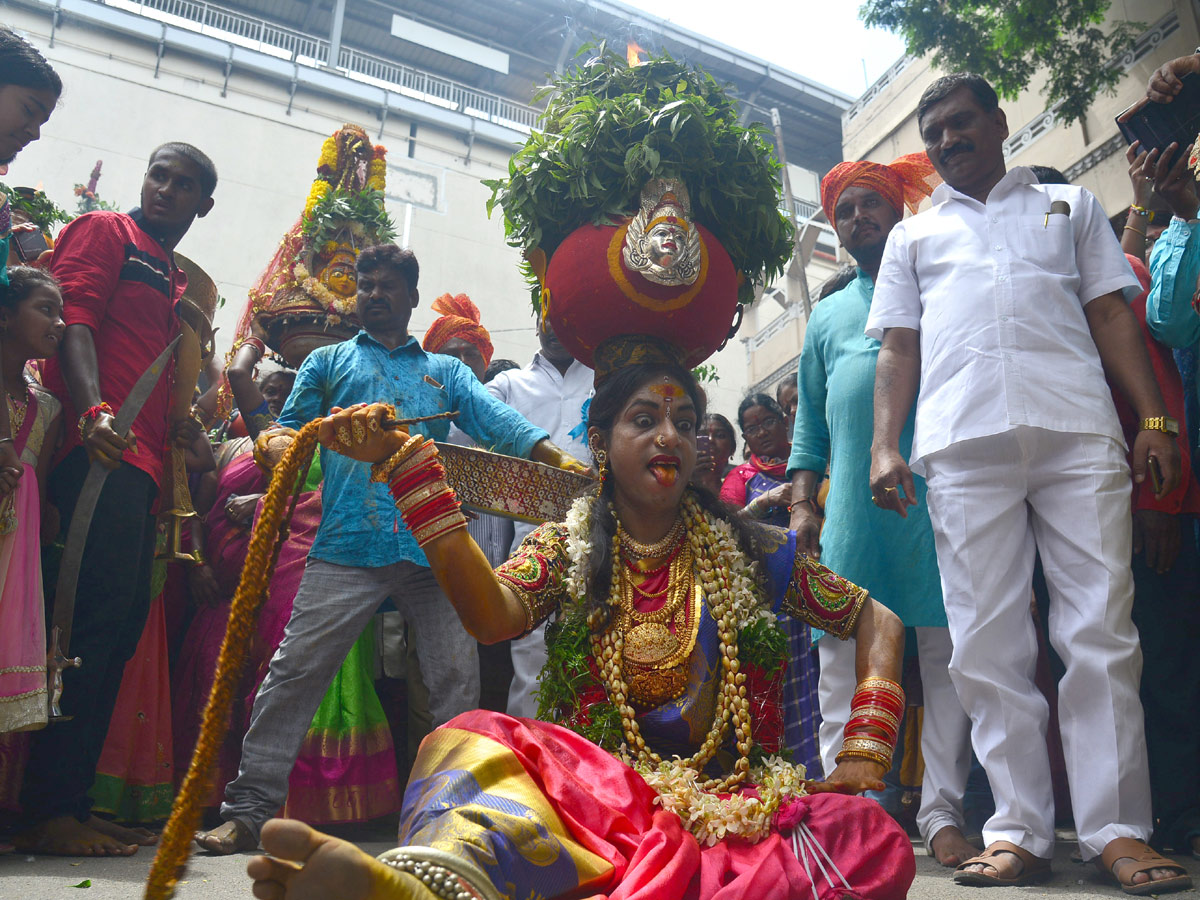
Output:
[290, 262, 357, 316]
[562, 495, 594, 608]
[560, 491, 807, 845]
[636, 754, 808, 846]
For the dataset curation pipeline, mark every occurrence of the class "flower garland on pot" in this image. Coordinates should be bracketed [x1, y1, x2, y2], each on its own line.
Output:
[537, 491, 806, 845]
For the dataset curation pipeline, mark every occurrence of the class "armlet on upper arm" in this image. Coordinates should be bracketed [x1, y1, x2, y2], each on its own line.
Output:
[781, 555, 868, 639]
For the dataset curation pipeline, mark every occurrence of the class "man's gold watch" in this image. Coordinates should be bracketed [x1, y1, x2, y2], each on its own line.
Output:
[1140, 416, 1180, 436]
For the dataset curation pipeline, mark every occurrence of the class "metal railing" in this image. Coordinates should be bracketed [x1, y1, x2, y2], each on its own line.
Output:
[126, 0, 538, 128]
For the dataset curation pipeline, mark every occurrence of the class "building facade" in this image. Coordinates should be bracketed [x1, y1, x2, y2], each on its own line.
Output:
[4, 0, 849, 420]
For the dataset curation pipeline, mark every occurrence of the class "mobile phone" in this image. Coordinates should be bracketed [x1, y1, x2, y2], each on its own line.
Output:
[696, 433, 711, 454]
[1117, 72, 1200, 166]
[12, 228, 49, 262]
[1148, 456, 1164, 495]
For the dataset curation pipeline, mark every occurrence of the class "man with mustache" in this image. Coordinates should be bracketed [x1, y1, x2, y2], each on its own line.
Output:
[198, 244, 587, 854]
[866, 73, 1191, 893]
[788, 154, 976, 867]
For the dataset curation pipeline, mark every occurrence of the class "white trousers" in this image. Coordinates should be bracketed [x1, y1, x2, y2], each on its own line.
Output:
[506, 622, 548, 719]
[817, 627, 972, 844]
[922, 427, 1150, 860]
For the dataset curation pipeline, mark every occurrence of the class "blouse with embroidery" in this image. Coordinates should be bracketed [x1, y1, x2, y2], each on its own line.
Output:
[495, 519, 867, 640]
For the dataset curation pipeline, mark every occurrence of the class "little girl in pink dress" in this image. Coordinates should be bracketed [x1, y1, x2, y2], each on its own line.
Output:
[0, 266, 64, 733]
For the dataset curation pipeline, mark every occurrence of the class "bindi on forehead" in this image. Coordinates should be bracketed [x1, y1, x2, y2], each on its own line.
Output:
[649, 379, 685, 417]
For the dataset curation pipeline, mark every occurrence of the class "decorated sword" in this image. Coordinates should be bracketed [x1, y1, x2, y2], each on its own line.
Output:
[47, 335, 181, 721]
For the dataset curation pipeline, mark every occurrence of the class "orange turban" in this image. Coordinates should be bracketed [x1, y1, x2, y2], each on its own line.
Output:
[820, 153, 940, 232]
[423, 293, 494, 366]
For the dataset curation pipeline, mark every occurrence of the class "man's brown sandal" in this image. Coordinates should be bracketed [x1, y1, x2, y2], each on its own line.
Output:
[1099, 837, 1192, 896]
[193, 819, 257, 855]
[953, 840, 1052, 887]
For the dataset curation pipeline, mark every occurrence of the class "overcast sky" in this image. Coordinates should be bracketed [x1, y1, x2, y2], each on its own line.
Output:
[619, 0, 908, 99]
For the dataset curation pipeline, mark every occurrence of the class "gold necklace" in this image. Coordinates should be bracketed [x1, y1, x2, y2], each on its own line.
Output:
[592, 494, 754, 794]
[618, 517, 684, 559]
[618, 546, 689, 625]
[6, 392, 27, 434]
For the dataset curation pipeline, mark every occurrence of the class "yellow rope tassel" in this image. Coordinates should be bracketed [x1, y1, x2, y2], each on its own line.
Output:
[144, 421, 321, 900]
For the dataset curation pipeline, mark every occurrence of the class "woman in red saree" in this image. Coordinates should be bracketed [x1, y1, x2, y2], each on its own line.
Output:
[247, 346, 914, 900]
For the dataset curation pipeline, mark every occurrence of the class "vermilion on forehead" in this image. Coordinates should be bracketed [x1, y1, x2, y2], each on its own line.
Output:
[649, 381, 685, 400]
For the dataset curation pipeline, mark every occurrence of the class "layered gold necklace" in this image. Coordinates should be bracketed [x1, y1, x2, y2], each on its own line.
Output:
[614, 520, 698, 707]
[590, 494, 755, 794]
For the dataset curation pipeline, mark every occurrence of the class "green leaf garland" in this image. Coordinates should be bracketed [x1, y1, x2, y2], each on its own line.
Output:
[486, 44, 793, 310]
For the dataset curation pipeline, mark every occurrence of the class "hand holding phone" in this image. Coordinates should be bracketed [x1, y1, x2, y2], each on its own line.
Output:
[1117, 71, 1200, 169]
[695, 433, 713, 471]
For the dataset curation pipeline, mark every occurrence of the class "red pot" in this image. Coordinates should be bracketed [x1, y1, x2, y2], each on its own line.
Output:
[544, 220, 740, 368]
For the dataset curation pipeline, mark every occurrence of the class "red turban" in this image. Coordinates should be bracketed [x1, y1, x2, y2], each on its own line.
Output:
[820, 153, 940, 232]
[423, 293, 494, 366]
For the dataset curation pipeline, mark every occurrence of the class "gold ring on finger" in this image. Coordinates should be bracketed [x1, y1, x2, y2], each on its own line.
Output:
[884, 486, 898, 493]
[367, 417, 380, 433]
[352, 420, 367, 445]
[337, 425, 352, 447]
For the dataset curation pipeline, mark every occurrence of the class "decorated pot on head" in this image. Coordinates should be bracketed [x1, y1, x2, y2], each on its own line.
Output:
[490, 48, 792, 371]
[242, 123, 395, 368]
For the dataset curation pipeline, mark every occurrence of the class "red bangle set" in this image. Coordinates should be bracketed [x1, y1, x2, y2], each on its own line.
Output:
[233, 336, 267, 358]
[381, 439, 467, 548]
[835, 676, 905, 770]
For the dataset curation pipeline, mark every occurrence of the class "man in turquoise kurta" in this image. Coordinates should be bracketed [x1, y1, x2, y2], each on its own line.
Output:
[787, 156, 975, 866]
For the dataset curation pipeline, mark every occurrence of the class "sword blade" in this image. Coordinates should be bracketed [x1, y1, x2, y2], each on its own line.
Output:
[52, 335, 182, 652]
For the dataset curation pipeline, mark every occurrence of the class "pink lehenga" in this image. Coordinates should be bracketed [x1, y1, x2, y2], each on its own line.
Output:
[0, 383, 60, 734]
[172, 450, 400, 823]
[89, 563, 176, 822]
[0, 384, 61, 813]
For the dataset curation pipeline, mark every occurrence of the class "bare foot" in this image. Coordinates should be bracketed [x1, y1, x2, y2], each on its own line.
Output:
[1109, 856, 1185, 889]
[87, 815, 157, 846]
[195, 819, 258, 855]
[929, 824, 976, 867]
[248, 819, 411, 900]
[14, 816, 138, 856]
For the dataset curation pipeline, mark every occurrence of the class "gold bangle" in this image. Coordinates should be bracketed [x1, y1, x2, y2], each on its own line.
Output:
[854, 676, 905, 698]
[395, 481, 449, 515]
[413, 512, 467, 546]
[369, 434, 427, 482]
[1123, 224, 1146, 238]
[849, 705, 901, 729]
[835, 747, 893, 769]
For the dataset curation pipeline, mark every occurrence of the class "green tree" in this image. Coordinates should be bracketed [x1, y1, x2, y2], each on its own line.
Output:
[860, 0, 1143, 126]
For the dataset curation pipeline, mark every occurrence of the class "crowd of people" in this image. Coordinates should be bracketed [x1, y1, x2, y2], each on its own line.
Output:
[1, 20, 1200, 900]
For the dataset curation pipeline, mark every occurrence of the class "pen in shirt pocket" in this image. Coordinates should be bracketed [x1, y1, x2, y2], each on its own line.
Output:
[1043, 200, 1071, 227]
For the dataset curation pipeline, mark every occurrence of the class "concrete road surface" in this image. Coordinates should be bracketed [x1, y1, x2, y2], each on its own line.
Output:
[1, 833, 1197, 899]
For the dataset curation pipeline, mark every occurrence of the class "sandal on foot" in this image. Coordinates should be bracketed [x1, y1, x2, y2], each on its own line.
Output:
[953, 840, 1052, 887]
[1099, 837, 1192, 896]
[193, 819, 257, 855]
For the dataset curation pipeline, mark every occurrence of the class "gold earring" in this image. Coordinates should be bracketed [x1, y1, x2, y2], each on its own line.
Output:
[592, 446, 608, 482]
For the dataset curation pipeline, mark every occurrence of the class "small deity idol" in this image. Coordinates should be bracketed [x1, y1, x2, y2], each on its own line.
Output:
[622, 178, 703, 287]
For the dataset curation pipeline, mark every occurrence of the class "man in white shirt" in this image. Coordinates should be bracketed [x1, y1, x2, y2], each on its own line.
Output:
[867, 73, 1190, 894]
[488, 317, 593, 718]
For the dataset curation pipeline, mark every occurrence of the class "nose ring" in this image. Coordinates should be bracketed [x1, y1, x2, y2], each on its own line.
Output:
[654, 434, 668, 448]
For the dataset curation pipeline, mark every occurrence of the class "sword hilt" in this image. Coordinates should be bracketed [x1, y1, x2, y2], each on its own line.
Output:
[46, 625, 81, 722]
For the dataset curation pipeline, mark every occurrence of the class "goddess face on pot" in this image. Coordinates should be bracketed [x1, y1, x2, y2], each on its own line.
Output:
[623, 178, 702, 287]
[320, 248, 357, 300]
